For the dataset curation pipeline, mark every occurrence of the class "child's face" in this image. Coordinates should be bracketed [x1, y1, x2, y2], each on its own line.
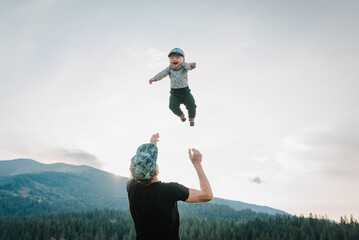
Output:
[169, 54, 184, 68]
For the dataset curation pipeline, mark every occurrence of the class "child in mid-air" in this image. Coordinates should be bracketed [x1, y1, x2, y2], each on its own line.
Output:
[149, 48, 197, 126]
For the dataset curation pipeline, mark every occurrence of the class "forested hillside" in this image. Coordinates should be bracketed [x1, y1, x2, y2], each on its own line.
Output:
[1, 159, 358, 239]
[0, 171, 128, 218]
[0, 159, 288, 218]
[0, 209, 358, 240]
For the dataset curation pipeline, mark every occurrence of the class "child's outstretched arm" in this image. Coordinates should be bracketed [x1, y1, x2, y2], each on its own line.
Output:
[149, 77, 156, 84]
[149, 67, 170, 84]
[182, 62, 196, 71]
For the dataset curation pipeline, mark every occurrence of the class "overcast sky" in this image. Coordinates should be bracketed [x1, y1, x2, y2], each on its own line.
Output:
[1, 0, 358, 221]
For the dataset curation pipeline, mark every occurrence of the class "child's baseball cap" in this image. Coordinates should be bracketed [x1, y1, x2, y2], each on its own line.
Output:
[168, 48, 185, 57]
[130, 143, 158, 180]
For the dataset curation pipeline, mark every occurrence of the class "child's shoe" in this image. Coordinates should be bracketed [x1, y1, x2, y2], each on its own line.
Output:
[189, 119, 195, 127]
[180, 114, 186, 122]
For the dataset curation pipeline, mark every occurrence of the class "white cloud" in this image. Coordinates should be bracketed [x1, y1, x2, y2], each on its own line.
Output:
[148, 47, 167, 62]
[266, 124, 359, 219]
[121, 45, 168, 70]
[148, 47, 167, 69]
[47, 148, 103, 168]
[276, 125, 359, 178]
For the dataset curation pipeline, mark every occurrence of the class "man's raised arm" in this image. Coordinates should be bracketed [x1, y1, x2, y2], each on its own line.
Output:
[185, 148, 213, 203]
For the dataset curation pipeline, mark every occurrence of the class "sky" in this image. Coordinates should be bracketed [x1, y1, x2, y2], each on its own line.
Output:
[1, 0, 358, 221]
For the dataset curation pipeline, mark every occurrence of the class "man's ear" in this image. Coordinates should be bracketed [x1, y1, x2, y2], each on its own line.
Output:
[154, 164, 159, 176]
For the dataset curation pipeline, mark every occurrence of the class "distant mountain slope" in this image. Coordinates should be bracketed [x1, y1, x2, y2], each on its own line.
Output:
[211, 198, 289, 215]
[0, 159, 290, 218]
[0, 171, 128, 218]
[0, 159, 129, 218]
[0, 158, 93, 177]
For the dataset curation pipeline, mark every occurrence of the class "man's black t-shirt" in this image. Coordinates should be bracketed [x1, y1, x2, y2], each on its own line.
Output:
[126, 179, 189, 240]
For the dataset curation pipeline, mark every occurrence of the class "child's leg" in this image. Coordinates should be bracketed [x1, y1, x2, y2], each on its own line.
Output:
[184, 92, 197, 120]
[169, 94, 184, 118]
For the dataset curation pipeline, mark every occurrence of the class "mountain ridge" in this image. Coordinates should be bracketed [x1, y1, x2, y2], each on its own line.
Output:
[0, 159, 289, 218]
[0, 158, 99, 177]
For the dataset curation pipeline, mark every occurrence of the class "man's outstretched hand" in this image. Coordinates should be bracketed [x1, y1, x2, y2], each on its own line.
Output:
[189, 148, 202, 166]
[150, 133, 160, 145]
[186, 148, 213, 203]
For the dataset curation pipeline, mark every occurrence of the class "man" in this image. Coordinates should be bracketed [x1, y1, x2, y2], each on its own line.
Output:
[126, 133, 213, 240]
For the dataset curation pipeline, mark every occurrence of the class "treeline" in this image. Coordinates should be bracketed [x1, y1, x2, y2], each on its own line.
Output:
[1, 209, 358, 240]
[0, 192, 93, 219]
[179, 202, 277, 221]
[0, 209, 135, 240]
[180, 215, 359, 240]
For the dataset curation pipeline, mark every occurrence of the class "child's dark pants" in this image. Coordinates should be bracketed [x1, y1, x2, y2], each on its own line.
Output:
[169, 87, 197, 119]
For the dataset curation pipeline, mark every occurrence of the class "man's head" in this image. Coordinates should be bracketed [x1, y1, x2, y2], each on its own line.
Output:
[168, 48, 185, 68]
[130, 143, 158, 181]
